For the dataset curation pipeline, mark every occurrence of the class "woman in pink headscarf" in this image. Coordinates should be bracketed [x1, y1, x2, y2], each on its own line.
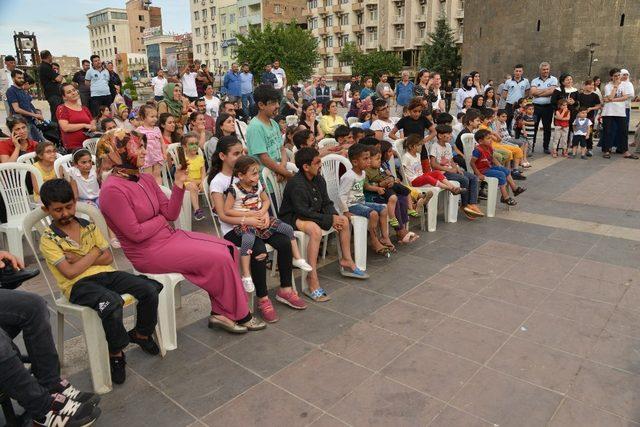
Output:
[97, 129, 265, 333]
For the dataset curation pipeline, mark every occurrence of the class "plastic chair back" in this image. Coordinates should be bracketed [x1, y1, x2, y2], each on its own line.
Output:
[461, 133, 476, 172]
[54, 154, 97, 179]
[350, 122, 362, 128]
[347, 117, 359, 126]
[285, 115, 299, 127]
[166, 143, 204, 168]
[16, 152, 37, 165]
[320, 154, 352, 213]
[0, 163, 43, 224]
[202, 176, 222, 237]
[82, 138, 99, 155]
[318, 138, 338, 150]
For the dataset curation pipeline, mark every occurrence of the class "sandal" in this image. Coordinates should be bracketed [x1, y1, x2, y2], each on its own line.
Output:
[303, 287, 331, 302]
[623, 154, 639, 159]
[500, 197, 518, 206]
[374, 246, 391, 257]
[407, 209, 420, 218]
[340, 266, 369, 279]
[603, 153, 611, 159]
[513, 186, 527, 197]
[400, 231, 420, 244]
[389, 217, 400, 228]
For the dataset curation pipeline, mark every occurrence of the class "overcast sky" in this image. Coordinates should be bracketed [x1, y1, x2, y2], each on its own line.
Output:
[0, 0, 190, 61]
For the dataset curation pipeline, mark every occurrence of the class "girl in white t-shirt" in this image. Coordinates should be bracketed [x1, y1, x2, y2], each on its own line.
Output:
[69, 149, 100, 207]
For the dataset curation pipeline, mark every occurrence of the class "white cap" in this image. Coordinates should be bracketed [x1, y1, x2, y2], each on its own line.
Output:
[620, 69, 630, 75]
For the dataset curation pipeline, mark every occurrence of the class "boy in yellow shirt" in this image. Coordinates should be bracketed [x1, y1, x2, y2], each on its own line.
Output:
[39, 179, 163, 385]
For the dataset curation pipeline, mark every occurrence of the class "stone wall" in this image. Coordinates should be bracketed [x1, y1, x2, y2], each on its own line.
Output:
[461, 0, 640, 86]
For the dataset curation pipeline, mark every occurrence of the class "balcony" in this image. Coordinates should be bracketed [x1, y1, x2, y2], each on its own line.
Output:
[456, 8, 464, 18]
[332, 46, 342, 54]
[332, 4, 343, 13]
[352, 24, 363, 32]
[364, 0, 378, 5]
[352, 2, 363, 12]
[393, 38, 404, 47]
[414, 14, 426, 22]
[392, 14, 405, 24]
[318, 27, 328, 36]
[318, 47, 328, 55]
[414, 36, 426, 46]
[365, 40, 378, 49]
[302, 8, 311, 17]
[333, 25, 342, 34]
[317, 6, 327, 15]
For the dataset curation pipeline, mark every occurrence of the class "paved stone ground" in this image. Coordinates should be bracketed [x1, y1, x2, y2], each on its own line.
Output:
[2, 103, 640, 425]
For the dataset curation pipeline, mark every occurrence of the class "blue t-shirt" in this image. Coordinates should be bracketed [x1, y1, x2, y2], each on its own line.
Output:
[85, 67, 111, 97]
[504, 78, 531, 104]
[247, 117, 283, 192]
[6, 85, 36, 116]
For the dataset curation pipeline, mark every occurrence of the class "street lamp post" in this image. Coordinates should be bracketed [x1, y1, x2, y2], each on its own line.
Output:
[586, 42, 600, 76]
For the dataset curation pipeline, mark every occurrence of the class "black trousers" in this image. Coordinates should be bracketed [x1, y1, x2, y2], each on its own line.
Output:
[69, 271, 162, 353]
[224, 231, 293, 299]
[505, 103, 516, 133]
[601, 116, 628, 154]
[89, 95, 112, 117]
[0, 290, 59, 419]
[533, 103, 554, 151]
[47, 95, 63, 123]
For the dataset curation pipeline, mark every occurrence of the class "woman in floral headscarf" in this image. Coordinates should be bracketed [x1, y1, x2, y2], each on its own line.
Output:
[157, 83, 188, 127]
[97, 129, 265, 333]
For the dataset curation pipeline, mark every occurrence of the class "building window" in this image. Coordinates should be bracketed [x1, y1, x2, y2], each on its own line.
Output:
[196, 27, 201, 36]
[194, 11, 199, 20]
[196, 44, 202, 53]
[222, 32, 226, 39]
[536, 19, 540, 31]
[395, 28, 404, 39]
[369, 8, 378, 20]
[203, 9, 207, 19]
[239, 25, 248, 34]
[221, 13, 226, 24]
[325, 0, 333, 6]
[210, 6, 216, 17]
[339, 34, 349, 46]
[326, 14, 333, 26]
[112, 24, 115, 31]
[309, 17, 318, 29]
[340, 0, 349, 3]
[325, 35, 333, 47]
[308, 0, 318, 8]
[324, 56, 333, 68]
[620, 13, 625, 26]
[222, 47, 228, 56]
[113, 35, 116, 42]
[138, 15, 143, 21]
[203, 26, 208, 36]
[213, 24, 217, 33]
[140, 26, 145, 33]
[239, 6, 246, 17]
[339, 13, 348, 25]
[230, 13, 235, 22]
[212, 42, 218, 51]
[274, 4, 281, 14]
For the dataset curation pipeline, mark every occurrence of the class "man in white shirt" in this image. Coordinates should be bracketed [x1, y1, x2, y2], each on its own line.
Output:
[0, 55, 17, 124]
[369, 100, 394, 142]
[530, 61, 558, 153]
[620, 69, 635, 132]
[272, 60, 286, 93]
[151, 69, 168, 101]
[180, 62, 199, 102]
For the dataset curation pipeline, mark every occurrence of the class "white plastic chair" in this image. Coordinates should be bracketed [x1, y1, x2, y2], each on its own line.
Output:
[18, 152, 62, 166]
[461, 133, 498, 218]
[82, 138, 99, 155]
[394, 140, 460, 231]
[22, 203, 168, 394]
[347, 117, 360, 126]
[285, 115, 299, 127]
[159, 185, 192, 232]
[320, 154, 368, 272]
[350, 122, 363, 128]
[0, 163, 43, 261]
[390, 116, 401, 125]
[202, 176, 222, 237]
[318, 138, 338, 150]
[54, 154, 96, 179]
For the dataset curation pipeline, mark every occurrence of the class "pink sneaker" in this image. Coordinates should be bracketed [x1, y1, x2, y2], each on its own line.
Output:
[276, 288, 308, 310]
[258, 298, 279, 323]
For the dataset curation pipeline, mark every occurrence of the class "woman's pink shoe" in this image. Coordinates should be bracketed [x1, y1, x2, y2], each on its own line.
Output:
[276, 288, 308, 310]
[257, 298, 279, 323]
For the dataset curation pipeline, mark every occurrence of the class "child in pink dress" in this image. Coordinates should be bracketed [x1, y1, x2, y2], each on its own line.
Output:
[136, 105, 166, 184]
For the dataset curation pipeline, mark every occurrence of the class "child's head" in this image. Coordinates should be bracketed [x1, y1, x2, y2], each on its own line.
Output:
[254, 84, 282, 118]
[35, 141, 56, 163]
[97, 105, 111, 119]
[359, 110, 371, 123]
[497, 109, 508, 123]
[462, 108, 482, 130]
[295, 147, 321, 176]
[275, 115, 287, 133]
[40, 179, 76, 224]
[557, 99, 568, 109]
[435, 112, 453, 126]
[293, 129, 314, 149]
[352, 90, 360, 101]
[101, 118, 116, 131]
[128, 108, 141, 127]
[118, 105, 129, 121]
[407, 98, 423, 120]
[138, 105, 158, 126]
[208, 135, 243, 181]
[373, 99, 389, 120]
[435, 124, 453, 144]
[582, 79, 594, 92]
[525, 103, 535, 115]
[577, 107, 588, 118]
[366, 145, 382, 168]
[350, 127, 365, 143]
[72, 149, 93, 172]
[347, 143, 370, 171]
[474, 128, 493, 146]
[285, 125, 298, 147]
[233, 155, 260, 186]
[403, 134, 423, 154]
[456, 112, 465, 123]
[359, 136, 380, 148]
[517, 97, 528, 108]
[463, 96, 473, 109]
[481, 107, 495, 123]
[181, 132, 199, 154]
[380, 140, 393, 161]
[334, 125, 352, 145]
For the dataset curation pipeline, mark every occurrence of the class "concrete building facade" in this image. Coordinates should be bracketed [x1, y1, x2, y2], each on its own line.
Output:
[125, 0, 163, 54]
[461, 0, 640, 84]
[87, 8, 132, 64]
[306, 0, 464, 81]
[52, 56, 80, 77]
[144, 33, 181, 75]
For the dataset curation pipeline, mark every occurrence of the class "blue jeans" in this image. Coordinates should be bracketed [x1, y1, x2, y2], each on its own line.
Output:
[241, 93, 255, 118]
[348, 202, 386, 218]
[444, 171, 479, 205]
[484, 166, 511, 186]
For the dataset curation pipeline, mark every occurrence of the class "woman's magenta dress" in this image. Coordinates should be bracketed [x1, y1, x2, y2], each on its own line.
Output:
[100, 173, 249, 321]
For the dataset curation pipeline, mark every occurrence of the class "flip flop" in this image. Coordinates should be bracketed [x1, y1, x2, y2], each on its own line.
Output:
[400, 231, 420, 244]
[407, 209, 420, 218]
[303, 287, 331, 302]
[623, 154, 639, 159]
[389, 217, 400, 228]
[340, 266, 369, 279]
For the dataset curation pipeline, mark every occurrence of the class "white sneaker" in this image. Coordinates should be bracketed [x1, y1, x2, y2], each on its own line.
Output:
[241, 276, 255, 293]
[292, 258, 313, 272]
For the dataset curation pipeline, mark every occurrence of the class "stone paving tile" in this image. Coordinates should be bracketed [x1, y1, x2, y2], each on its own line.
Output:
[401, 281, 473, 314]
[421, 317, 509, 364]
[588, 330, 640, 375]
[549, 398, 640, 427]
[536, 291, 615, 329]
[473, 240, 531, 260]
[605, 307, 640, 339]
[479, 277, 551, 309]
[425, 264, 498, 293]
[322, 321, 412, 371]
[381, 343, 481, 401]
[453, 253, 512, 276]
[573, 259, 640, 286]
[453, 295, 533, 334]
[273, 303, 357, 346]
[556, 271, 630, 304]
[429, 405, 494, 427]
[365, 299, 444, 341]
[201, 381, 322, 427]
[309, 414, 350, 426]
[328, 374, 444, 427]
[536, 236, 597, 258]
[569, 360, 640, 422]
[270, 350, 372, 409]
[318, 285, 393, 320]
[451, 367, 563, 427]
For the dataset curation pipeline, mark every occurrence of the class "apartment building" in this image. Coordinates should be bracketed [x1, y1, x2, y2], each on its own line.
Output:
[125, 0, 163, 54]
[190, 0, 306, 71]
[144, 33, 182, 75]
[306, 0, 464, 80]
[87, 8, 132, 64]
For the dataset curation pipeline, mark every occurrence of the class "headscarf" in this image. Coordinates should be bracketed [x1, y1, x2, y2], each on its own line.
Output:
[95, 128, 146, 182]
[162, 83, 183, 118]
[461, 75, 473, 91]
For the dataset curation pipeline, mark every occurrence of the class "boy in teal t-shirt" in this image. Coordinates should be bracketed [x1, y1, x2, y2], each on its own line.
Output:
[246, 84, 293, 188]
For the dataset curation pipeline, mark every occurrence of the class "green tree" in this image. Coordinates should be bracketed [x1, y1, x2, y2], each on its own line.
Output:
[419, 15, 461, 83]
[123, 77, 138, 101]
[338, 43, 402, 83]
[336, 41, 359, 66]
[235, 21, 319, 84]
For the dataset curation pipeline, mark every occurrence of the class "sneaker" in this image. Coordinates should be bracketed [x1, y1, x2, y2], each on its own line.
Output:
[50, 379, 100, 407]
[193, 208, 205, 221]
[275, 288, 307, 310]
[241, 276, 255, 293]
[258, 298, 279, 323]
[581, 155, 587, 160]
[240, 316, 267, 331]
[34, 394, 101, 427]
[127, 330, 159, 355]
[292, 258, 313, 272]
[568, 153, 576, 158]
[109, 354, 126, 385]
[586, 150, 593, 157]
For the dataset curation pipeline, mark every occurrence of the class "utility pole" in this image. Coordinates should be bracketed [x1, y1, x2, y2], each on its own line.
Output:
[586, 42, 599, 77]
